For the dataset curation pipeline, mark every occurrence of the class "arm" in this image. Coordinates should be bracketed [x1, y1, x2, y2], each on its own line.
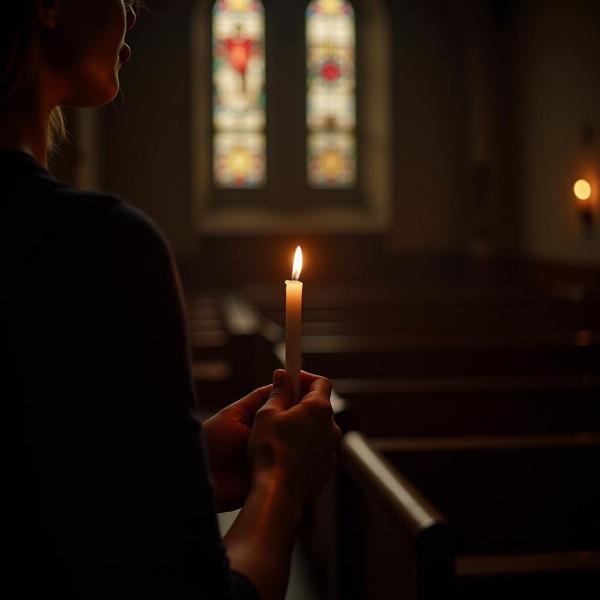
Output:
[224, 372, 341, 600]
[224, 475, 303, 600]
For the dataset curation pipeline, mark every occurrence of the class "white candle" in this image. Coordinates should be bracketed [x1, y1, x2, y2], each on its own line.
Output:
[285, 246, 303, 404]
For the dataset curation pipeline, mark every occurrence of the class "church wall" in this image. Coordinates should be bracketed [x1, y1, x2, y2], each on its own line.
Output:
[101, 0, 197, 255]
[96, 0, 469, 259]
[91, 0, 600, 271]
[512, 0, 600, 265]
[386, 0, 469, 254]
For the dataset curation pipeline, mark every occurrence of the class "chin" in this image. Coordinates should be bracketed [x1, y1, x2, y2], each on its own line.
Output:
[67, 76, 121, 108]
[93, 74, 121, 106]
[100, 80, 121, 106]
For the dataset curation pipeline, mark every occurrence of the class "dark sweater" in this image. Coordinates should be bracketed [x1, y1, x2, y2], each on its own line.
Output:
[0, 151, 258, 599]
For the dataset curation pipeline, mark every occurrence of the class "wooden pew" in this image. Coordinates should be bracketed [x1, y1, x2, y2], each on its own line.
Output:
[188, 293, 230, 361]
[188, 292, 279, 411]
[301, 431, 454, 600]
[328, 374, 600, 595]
[241, 282, 580, 311]
[376, 434, 600, 555]
[187, 293, 284, 412]
[299, 333, 600, 378]
[247, 284, 599, 384]
[220, 295, 279, 399]
[378, 434, 600, 598]
[245, 283, 600, 599]
[327, 432, 600, 600]
[187, 293, 234, 412]
[333, 374, 600, 437]
[241, 281, 600, 346]
[242, 281, 596, 330]
[262, 305, 584, 337]
[191, 360, 233, 414]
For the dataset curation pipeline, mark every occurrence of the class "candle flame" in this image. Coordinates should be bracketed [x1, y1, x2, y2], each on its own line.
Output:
[292, 246, 303, 281]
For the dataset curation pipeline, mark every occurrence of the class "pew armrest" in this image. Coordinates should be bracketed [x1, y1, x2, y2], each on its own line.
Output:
[341, 431, 448, 540]
[340, 431, 455, 599]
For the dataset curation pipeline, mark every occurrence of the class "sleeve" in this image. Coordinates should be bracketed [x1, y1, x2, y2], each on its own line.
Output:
[231, 572, 262, 600]
[52, 201, 259, 600]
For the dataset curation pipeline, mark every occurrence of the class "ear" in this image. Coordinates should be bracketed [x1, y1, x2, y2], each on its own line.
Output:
[37, 0, 59, 30]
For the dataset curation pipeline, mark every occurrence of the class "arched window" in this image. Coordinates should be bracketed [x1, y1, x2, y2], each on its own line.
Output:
[306, 0, 356, 188]
[212, 0, 266, 188]
[194, 0, 391, 234]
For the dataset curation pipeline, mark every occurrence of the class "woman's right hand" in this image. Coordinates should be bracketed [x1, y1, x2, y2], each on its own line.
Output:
[247, 369, 342, 506]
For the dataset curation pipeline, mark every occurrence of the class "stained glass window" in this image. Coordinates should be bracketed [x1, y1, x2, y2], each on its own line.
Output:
[307, 0, 356, 188]
[213, 0, 266, 188]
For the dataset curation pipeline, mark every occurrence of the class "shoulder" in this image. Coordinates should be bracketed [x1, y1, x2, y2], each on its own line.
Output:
[47, 183, 173, 262]
[24, 169, 164, 247]
[4, 154, 167, 253]
[106, 199, 170, 255]
[104, 200, 176, 280]
[36, 182, 177, 287]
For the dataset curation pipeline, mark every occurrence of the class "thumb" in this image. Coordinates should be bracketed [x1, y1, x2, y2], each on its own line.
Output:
[265, 369, 292, 411]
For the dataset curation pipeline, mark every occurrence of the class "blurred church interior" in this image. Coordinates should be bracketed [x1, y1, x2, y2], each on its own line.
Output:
[51, 0, 599, 598]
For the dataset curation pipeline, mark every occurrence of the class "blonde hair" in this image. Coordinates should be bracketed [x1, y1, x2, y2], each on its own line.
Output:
[1, 1, 143, 156]
[0, 2, 67, 154]
[48, 108, 66, 155]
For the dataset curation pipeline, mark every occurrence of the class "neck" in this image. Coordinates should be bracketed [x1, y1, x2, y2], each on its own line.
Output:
[0, 92, 52, 168]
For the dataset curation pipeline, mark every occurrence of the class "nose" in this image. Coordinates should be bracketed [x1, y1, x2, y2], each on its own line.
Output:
[126, 7, 137, 32]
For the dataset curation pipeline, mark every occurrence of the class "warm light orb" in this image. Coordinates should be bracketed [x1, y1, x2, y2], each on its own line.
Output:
[292, 246, 303, 281]
[229, 0, 251, 12]
[227, 147, 253, 179]
[573, 179, 592, 202]
[320, 0, 344, 16]
[320, 149, 345, 179]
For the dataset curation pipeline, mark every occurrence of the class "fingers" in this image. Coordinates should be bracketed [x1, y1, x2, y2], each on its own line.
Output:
[264, 369, 293, 411]
[299, 377, 333, 413]
[308, 376, 332, 396]
[232, 384, 272, 419]
[299, 370, 332, 398]
[233, 370, 329, 420]
[300, 370, 329, 395]
[258, 371, 332, 416]
[299, 370, 320, 386]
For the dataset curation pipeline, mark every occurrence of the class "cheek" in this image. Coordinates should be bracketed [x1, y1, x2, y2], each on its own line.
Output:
[68, 58, 121, 107]
[83, 39, 121, 84]
[60, 9, 126, 105]
[81, 14, 125, 77]
[57, 42, 121, 107]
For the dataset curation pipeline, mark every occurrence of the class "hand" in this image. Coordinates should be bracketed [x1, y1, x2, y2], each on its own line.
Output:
[202, 385, 271, 512]
[248, 370, 342, 507]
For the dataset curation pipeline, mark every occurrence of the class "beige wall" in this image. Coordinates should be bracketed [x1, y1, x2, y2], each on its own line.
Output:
[513, 0, 600, 265]
[387, 0, 468, 254]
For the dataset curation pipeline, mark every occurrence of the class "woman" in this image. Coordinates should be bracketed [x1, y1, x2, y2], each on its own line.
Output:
[0, 2, 341, 599]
